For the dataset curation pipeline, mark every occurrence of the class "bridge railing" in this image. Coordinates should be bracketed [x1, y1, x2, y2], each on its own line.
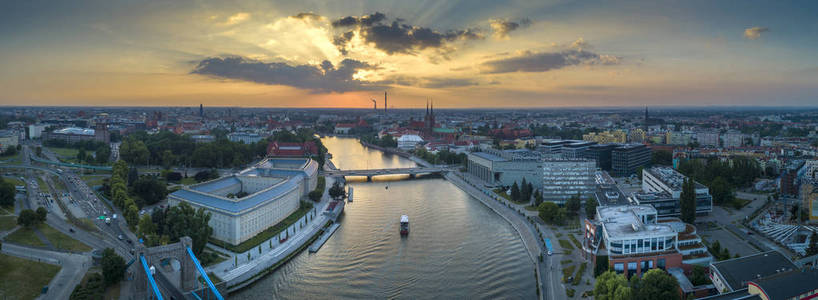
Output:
[140, 254, 164, 300]
[186, 247, 225, 300]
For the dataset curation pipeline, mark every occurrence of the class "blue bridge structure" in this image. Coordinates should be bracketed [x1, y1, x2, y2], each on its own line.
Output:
[134, 236, 224, 300]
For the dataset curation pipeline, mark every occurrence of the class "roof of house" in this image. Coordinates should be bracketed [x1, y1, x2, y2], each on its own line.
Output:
[698, 289, 759, 300]
[749, 269, 818, 299]
[710, 251, 796, 291]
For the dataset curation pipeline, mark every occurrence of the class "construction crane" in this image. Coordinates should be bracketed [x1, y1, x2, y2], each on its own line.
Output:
[371, 98, 377, 111]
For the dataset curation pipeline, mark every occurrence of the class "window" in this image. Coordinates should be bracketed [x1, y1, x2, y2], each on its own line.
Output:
[651, 238, 657, 251]
[614, 263, 624, 274]
[641, 261, 649, 273]
[658, 258, 666, 270]
[628, 262, 638, 278]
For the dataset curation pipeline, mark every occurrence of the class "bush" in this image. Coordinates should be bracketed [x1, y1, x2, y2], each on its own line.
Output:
[165, 171, 183, 182]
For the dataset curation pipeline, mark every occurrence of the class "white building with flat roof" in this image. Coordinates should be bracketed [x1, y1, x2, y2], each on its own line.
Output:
[168, 158, 318, 245]
[642, 166, 713, 214]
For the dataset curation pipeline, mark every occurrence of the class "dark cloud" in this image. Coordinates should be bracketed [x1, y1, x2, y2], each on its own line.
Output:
[377, 76, 480, 88]
[480, 48, 621, 73]
[331, 12, 483, 55]
[291, 12, 322, 21]
[191, 56, 383, 93]
[333, 31, 355, 55]
[490, 18, 531, 38]
[331, 12, 385, 27]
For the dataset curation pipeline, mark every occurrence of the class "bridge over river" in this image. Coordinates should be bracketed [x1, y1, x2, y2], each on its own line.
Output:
[320, 166, 454, 181]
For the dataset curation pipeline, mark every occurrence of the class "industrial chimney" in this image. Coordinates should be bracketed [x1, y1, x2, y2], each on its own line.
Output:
[384, 91, 388, 113]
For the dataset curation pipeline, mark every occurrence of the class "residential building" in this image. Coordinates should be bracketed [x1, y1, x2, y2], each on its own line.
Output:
[801, 181, 818, 222]
[666, 131, 693, 146]
[191, 135, 215, 143]
[628, 128, 646, 143]
[168, 158, 318, 245]
[228, 132, 263, 144]
[723, 131, 747, 148]
[541, 158, 595, 205]
[0, 130, 19, 152]
[267, 141, 319, 157]
[583, 130, 627, 144]
[641, 166, 713, 215]
[466, 148, 543, 189]
[697, 131, 720, 147]
[611, 144, 651, 177]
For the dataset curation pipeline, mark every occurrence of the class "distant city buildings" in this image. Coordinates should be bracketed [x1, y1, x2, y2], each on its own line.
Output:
[227, 132, 263, 144]
[0, 130, 19, 152]
[583, 130, 627, 144]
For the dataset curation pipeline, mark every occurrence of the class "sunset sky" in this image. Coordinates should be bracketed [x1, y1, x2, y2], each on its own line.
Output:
[1, 0, 817, 108]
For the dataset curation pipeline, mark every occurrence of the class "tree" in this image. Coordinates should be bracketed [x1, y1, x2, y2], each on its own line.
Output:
[77, 148, 87, 163]
[0, 177, 15, 207]
[35, 146, 42, 157]
[534, 190, 543, 207]
[162, 202, 213, 255]
[566, 193, 581, 216]
[125, 204, 139, 227]
[710, 176, 733, 206]
[594, 271, 631, 300]
[585, 197, 598, 219]
[510, 182, 521, 202]
[194, 169, 219, 182]
[161, 150, 175, 170]
[95, 144, 111, 164]
[132, 176, 167, 207]
[36, 206, 47, 222]
[806, 232, 818, 257]
[635, 269, 681, 300]
[101, 248, 126, 287]
[119, 138, 150, 165]
[308, 190, 322, 202]
[17, 209, 40, 227]
[680, 178, 696, 224]
[652, 150, 673, 166]
[690, 265, 711, 286]
[520, 178, 529, 201]
[328, 181, 345, 199]
[138, 214, 156, 238]
[538, 202, 565, 225]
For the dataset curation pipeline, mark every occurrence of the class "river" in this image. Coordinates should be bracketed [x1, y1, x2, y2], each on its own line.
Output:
[232, 137, 536, 299]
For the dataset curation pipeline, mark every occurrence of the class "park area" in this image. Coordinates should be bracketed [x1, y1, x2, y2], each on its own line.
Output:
[0, 253, 61, 299]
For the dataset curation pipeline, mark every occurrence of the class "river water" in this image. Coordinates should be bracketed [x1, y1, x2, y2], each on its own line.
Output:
[232, 137, 536, 299]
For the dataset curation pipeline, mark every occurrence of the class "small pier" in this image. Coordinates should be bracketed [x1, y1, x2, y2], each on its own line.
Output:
[309, 223, 341, 253]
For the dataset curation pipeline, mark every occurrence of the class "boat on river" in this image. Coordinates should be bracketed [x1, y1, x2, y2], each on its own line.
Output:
[400, 215, 409, 235]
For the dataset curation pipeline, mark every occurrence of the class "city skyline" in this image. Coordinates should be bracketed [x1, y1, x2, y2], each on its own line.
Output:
[2, 0, 817, 108]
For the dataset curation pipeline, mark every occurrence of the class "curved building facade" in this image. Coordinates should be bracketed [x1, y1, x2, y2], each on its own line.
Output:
[168, 158, 318, 245]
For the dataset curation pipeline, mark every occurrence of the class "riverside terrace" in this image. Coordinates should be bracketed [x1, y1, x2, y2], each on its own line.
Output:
[168, 158, 318, 246]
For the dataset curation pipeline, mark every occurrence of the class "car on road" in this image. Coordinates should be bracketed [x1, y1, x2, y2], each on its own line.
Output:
[118, 234, 124, 240]
[547, 250, 552, 256]
[69, 228, 75, 233]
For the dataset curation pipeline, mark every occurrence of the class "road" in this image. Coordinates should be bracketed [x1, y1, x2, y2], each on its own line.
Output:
[2, 243, 91, 300]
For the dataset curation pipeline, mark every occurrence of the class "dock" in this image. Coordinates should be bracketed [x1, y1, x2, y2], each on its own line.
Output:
[309, 223, 341, 253]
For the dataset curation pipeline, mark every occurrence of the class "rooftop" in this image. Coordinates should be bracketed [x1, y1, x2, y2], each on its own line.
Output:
[750, 269, 818, 299]
[53, 127, 94, 136]
[598, 205, 676, 239]
[710, 250, 797, 291]
[645, 166, 707, 190]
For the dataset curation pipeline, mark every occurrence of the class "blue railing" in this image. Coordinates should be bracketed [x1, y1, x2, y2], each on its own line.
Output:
[186, 247, 224, 300]
[140, 254, 164, 300]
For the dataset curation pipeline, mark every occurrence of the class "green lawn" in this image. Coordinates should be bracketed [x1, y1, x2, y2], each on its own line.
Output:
[2, 177, 25, 187]
[0, 253, 61, 300]
[36, 177, 48, 193]
[0, 216, 17, 231]
[493, 188, 511, 201]
[0, 152, 22, 164]
[210, 204, 313, 253]
[730, 198, 752, 210]
[179, 177, 197, 185]
[558, 239, 575, 251]
[562, 264, 576, 283]
[524, 205, 539, 211]
[5, 224, 92, 252]
[5, 227, 46, 247]
[40, 223, 92, 252]
[47, 147, 79, 160]
[81, 175, 108, 187]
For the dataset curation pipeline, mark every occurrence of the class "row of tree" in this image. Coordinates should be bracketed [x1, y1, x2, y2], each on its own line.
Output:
[109, 160, 140, 227]
[17, 207, 47, 227]
[510, 179, 535, 203]
[0, 177, 16, 207]
[360, 134, 397, 148]
[414, 148, 467, 165]
[71, 248, 126, 299]
[677, 157, 761, 206]
[594, 269, 682, 300]
[537, 194, 598, 224]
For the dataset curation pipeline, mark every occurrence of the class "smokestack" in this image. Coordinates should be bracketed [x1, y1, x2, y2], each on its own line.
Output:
[384, 91, 388, 113]
[371, 98, 377, 111]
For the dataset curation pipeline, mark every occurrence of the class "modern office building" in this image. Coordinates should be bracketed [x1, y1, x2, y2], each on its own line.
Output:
[467, 148, 543, 189]
[639, 166, 713, 215]
[168, 158, 318, 245]
[611, 144, 651, 177]
[583, 205, 711, 278]
[541, 158, 595, 205]
[536, 140, 573, 157]
[584, 143, 617, 171]
[562, 141, 597, 159]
